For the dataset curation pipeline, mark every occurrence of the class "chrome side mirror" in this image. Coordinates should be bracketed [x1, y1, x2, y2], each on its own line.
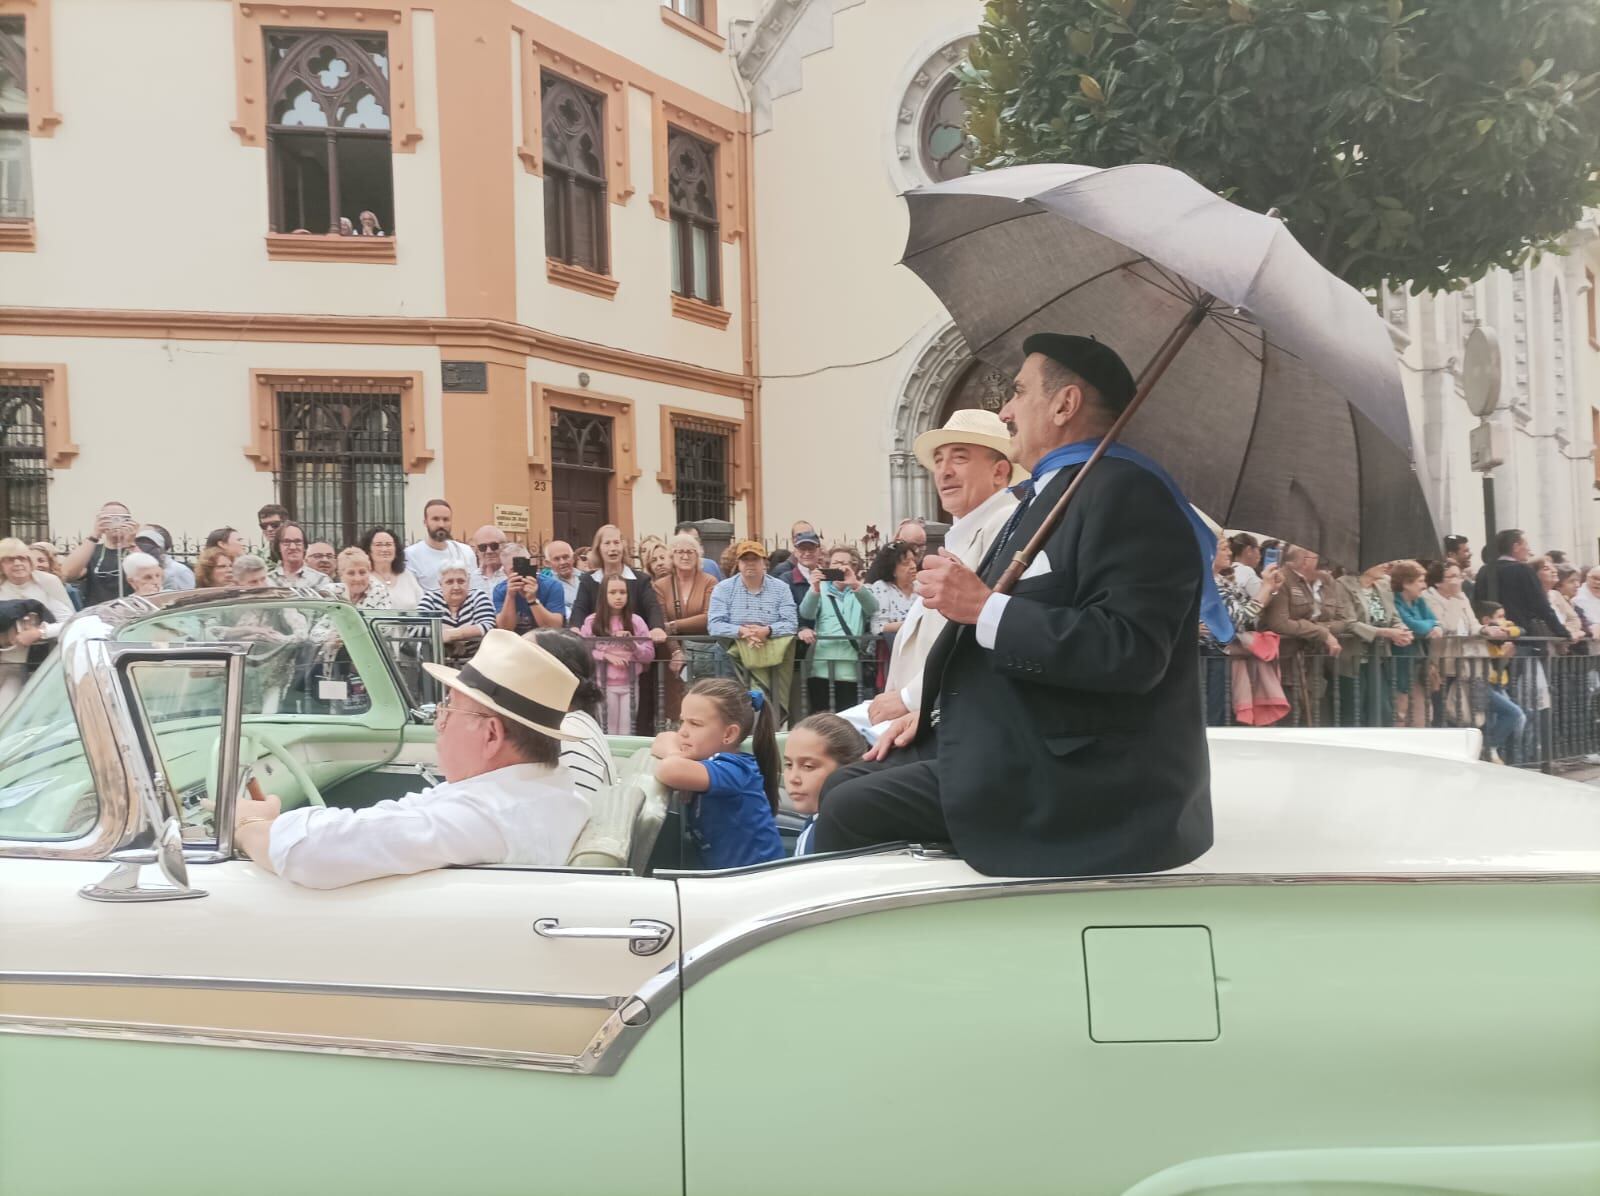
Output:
[80, 815, 208, 903]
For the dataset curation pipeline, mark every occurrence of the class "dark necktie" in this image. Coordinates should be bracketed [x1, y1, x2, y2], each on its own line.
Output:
[979, 477, 1036, 581]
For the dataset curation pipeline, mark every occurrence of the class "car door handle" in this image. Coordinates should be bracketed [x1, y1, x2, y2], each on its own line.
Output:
[533, 918, 674, 957]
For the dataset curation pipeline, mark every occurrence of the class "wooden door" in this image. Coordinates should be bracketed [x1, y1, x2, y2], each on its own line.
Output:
[551, 410, 614, 548]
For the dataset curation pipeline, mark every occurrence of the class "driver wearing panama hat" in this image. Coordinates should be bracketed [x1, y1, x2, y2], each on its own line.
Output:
[233, 630, 591, 888]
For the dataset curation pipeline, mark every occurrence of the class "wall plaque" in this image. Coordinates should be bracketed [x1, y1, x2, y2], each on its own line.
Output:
[442, 361, 488, 393]
[494, 504, 531, 534]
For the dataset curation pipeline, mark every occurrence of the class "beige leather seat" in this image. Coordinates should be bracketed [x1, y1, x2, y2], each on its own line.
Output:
[565, 750, 670, 872]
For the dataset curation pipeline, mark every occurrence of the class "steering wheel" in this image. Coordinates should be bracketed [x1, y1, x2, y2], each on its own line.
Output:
[209, 728, 326, 810]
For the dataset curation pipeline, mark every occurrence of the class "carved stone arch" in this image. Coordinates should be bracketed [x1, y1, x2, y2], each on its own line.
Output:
[266, 28, 391, 130]
[888, 322, 1012, 524]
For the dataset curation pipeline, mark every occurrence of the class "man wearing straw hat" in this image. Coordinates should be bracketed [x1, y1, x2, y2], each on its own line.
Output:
[838, 408, 1021, 747]
[817, 334, 1215, 878]
[233, 630, 591, 888]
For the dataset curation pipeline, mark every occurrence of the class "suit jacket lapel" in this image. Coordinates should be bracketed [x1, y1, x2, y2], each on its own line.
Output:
[980, 466, 1078, 586]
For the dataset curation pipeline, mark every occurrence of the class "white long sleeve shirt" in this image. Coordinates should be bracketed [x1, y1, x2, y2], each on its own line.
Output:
[268, 762, 590, 889]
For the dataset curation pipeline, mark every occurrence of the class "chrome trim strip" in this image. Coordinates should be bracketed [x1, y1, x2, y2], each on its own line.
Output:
[0, 971, 626, 1010]
[0, 1015, 594, 1074]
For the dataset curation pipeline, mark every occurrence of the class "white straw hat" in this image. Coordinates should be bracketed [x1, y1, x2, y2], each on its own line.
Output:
[422, 629, 580, 741]
[912, 409, 1028, 486]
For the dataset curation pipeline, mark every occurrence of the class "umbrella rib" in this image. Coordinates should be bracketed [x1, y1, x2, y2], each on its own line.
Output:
[967, 255, 1153, 359]
[899, 206, 1046, 263]
[1222, 337, 1275, 523]
[1204, 315, 1265, 364]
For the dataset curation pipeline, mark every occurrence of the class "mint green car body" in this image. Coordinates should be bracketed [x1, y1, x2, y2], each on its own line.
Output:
[0, 590, 1596, 1195]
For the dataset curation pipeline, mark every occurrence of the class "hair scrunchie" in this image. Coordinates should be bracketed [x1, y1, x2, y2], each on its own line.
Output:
[748, 689, 766, 712]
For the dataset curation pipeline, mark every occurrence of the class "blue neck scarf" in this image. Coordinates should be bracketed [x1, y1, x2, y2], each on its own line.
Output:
[1026, 439, 1233, 643]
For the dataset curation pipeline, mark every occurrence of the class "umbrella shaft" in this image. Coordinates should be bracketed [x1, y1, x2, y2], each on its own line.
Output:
[994, 294, 1215, 595]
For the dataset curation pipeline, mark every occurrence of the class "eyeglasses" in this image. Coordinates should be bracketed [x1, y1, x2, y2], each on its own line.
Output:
[436, 694, 495, 727]
[260, 520, 283, 532]
[476, 542, 502, 553]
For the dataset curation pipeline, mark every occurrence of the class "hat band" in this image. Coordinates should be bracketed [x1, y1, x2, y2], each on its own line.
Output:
[455, 664, 566, 731]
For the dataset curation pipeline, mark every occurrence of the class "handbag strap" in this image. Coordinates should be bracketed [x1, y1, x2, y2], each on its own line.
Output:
[826, 591, 864, 641]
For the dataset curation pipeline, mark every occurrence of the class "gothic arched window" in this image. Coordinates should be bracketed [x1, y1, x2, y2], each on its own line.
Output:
[0, 17, 30, 221]
[542, 73, 608, 274]
[667, 128, 720, 305]
[918, 73, 971, 182]
[265, 29, 395, 236]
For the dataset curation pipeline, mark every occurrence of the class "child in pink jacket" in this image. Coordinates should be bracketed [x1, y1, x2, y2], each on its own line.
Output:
[579, 574, 656, 733]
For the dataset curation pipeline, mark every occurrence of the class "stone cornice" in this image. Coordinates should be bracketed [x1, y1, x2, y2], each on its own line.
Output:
[732, 0, 865, 134]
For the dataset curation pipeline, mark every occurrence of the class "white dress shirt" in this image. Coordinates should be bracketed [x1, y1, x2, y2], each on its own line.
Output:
[977, 467, 1062, 649]
[405, 539, 479, 591]
[268, 762, 590, 889]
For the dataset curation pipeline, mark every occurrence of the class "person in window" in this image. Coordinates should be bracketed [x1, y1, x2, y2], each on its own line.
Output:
[62, 500, 141, 606]
[493, 544, 566, 635]
[268, 523, 336, 593]
[528, 628, 619, 802]
[234, 630, 591, 888]
[362, 527, 422, 610]
[357, 209, 386, 237]
[338, 216, 355, 236]
[420, 564, 497, 665]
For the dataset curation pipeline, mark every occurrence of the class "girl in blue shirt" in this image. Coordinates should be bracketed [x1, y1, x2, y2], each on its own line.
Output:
[651, 678, 784, 869]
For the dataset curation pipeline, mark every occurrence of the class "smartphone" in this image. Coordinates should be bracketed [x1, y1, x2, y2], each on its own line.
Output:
[1262, 546, 1281, 570]
[512, 557, 538, 578]
[821, 568, 846, 582]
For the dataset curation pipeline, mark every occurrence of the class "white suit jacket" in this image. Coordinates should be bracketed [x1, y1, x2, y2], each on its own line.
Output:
[269, 762, 589, 889]
[883, 485, 1018, 710]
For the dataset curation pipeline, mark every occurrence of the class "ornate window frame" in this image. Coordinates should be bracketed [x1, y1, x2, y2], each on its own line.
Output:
[0, 0, 57, 136]
[656, 405, 747, 501]
[886, 31, 973, 195]
[539, 70, 614, 291]
[244, 369, 431, 474]
[528, 384, 640, 544]
[650, 97, 742, 243]
[517, 30, 631, 206]
[0, 362, 72, 467]
[231, 4, 419, 150]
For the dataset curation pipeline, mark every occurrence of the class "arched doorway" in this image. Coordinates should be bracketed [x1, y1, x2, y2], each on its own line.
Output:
[889, 324, 1012, 524]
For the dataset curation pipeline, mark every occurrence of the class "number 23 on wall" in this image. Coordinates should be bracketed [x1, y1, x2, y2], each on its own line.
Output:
[533, 481, 548, 492]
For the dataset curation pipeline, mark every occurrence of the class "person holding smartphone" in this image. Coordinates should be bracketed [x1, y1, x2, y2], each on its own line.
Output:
[493, 546, 566, 634]
[798, 547, 877, 713]
[62, 501, 142, 607]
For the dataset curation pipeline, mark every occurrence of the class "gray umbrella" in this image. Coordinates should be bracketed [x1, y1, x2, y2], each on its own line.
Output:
[901, 162, 1440, 577]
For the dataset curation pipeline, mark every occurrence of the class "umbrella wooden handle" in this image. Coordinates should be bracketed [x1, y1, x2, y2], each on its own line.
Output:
[994, 295, 1214, 595]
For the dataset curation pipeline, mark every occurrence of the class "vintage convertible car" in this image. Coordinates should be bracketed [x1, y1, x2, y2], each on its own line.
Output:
[1, 589, 1597, 1195]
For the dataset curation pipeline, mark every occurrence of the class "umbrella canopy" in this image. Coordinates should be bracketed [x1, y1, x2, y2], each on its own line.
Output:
[901, 162, 1440, 570]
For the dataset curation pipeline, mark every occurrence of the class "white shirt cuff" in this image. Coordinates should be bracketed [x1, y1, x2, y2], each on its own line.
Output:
[976, 593, 1011, 649]
[266, 806, 316, 874]
[900, 685, 920, 712]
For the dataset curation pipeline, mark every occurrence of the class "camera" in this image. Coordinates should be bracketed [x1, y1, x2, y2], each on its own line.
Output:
[821, 568, 846, 582]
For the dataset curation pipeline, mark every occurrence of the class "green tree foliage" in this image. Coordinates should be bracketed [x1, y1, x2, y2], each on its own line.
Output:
[962, 0, 1600, 293]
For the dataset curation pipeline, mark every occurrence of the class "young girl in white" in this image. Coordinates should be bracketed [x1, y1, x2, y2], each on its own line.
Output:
[651, 679, 784, 869]
[579, 574, 655, 733]
[784, 712, 867, 856]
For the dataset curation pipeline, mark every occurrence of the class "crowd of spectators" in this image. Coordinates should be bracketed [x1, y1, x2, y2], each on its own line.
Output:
[8, 495, 1600, 767]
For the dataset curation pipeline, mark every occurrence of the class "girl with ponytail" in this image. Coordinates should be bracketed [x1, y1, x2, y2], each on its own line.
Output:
[650, 678, 784, 869]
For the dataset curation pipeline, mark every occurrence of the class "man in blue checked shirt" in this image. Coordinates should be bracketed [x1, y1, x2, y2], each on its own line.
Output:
[493, 545, 566, 634]
[707, 540, 799, 646]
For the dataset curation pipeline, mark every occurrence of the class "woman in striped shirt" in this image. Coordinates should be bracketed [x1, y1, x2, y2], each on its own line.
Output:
[529, 628, 619, 801]
[419, 564, 496, 665]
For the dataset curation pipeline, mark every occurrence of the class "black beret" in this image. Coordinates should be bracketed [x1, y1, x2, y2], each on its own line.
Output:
[1022, 333, 1137, 413]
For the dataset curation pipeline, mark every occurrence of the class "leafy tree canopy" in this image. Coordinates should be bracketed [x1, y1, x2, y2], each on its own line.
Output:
[962, 0, 1600, 293]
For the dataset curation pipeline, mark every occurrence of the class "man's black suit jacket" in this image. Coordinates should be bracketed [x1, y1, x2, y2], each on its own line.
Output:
[916, 456, 1212, 878]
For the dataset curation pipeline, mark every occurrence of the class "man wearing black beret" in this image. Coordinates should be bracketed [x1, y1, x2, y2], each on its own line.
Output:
[815, 333, 1213, 877]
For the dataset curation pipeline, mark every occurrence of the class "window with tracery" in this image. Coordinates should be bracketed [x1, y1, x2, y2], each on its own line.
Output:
[0, 382, 47, 541]
[0, 17, 30, 221]
[667, 128, 719, 305]
[274, 383, 405, 548]
[919, 73, 971, 183]
[542, 73, 608, 274]
[265, 29, 395, 236]
[664, 0, 705, 22]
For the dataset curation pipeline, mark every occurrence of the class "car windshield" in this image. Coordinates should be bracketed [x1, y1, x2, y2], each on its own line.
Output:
[0, 597, 377, 842]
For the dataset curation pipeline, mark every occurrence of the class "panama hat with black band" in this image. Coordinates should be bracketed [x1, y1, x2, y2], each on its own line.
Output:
[422, 629, 582, 741]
